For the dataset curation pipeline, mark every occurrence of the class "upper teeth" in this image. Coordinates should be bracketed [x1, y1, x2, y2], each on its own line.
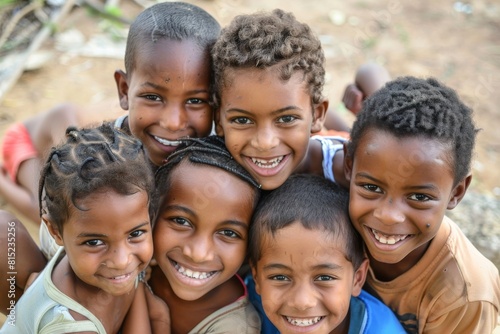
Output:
[251, 156, 284, 168]
[286, 316, 323, 327]
[154, 135, 182, 146]
[111, 274, 129, 280]
[371, 228, 408, 245]
[174, 262, 215, 280]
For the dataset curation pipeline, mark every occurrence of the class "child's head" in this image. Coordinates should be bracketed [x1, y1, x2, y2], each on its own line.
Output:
[153, 136, 260, 301]
[212, 9, 328, 190]
[249, 174, 368, 333]
[344, 76, 478, 270]
[115, 2, 221, 166]
[41, 123, 154, 296]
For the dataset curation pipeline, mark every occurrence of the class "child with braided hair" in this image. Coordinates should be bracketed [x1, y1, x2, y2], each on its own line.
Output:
[148, 135, 261, 333]
[344, 76, 500, 333]
[0, 123, 159, 333]
[0, 1, 220, 315]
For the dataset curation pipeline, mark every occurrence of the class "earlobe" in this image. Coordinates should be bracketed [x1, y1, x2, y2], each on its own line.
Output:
[343, 142, 353, 183]
[311, 100, 329, 133]
[42, 215, 64, 246]
[250, 266, 261, 296]
[352, 258, 369, 297]
[214, 109, 224, 136]
[447, 174, 472, 209]
[114, 70, 130, 111]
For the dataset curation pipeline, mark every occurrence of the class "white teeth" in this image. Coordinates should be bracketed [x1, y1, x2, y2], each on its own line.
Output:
[286, 316, 323, 327]
[153, 135, 182, 146]
[371, 228, 408, 245]
[111, 274, 129, 280]
[251, 156, 284, 168]
[174, 262, 215, 280]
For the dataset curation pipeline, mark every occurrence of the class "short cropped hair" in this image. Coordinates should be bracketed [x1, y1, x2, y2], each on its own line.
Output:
[248, 174, 365, 270]
[346, 76, 478, 185]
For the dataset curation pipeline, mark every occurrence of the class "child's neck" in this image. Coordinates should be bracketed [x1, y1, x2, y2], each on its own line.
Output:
[52, 255, 134, 334]
[150, 266, 244, 333]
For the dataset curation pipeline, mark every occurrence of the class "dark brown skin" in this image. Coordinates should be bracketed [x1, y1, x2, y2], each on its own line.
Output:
[149, 266, 244, 333]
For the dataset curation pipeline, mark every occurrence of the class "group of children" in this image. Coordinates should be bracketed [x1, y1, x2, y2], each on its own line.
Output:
[0, 2, 499, 334]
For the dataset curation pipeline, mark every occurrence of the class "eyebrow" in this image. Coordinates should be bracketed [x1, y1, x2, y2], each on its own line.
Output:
[77, 222, 149, 239]
[219, 220, 249, 231]
[225, 105, 301, 116]
[140, 82, 209, 95]
[162, 204, 195, 217]
[262, 263, 342, 271]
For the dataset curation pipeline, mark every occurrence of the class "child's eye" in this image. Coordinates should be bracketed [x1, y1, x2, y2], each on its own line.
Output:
[129, 229, 147, 238]
[277, 115, 297, 123]
[270, 275, 289, 281]
[408, 193, 431, 202]
[231, 117, 253, 125]
[172, 217, 191, 227]
[363, 184, 382, 193]
[217, 229, 240, 239]
[143, 94, 161, 101]
[84, 239, 104, 247]
[187, 98, 206, 105]
[315, 275, 335, 281]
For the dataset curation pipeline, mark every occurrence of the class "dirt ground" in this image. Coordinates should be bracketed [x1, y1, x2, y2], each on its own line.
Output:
[0, 0, 499, 325]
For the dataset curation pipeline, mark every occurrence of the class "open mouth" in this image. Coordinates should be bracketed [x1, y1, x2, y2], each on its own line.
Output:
[172, 260, 217, 280]
[251, 156, 284, 169]
[285, 316, 324, 327]
[371, 228, 409, 245]
[153, 135, 185, 147]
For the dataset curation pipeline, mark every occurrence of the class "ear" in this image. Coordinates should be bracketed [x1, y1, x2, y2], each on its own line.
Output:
[447, 173, 472, 210]
[310, 99, 329, 133]
[42, 215, 64, 246]
[343, 142, 353, 183]
[114, 69, 130, 111]
[251, 265, 261, 296]
[214, 108, 224, 137]
[351, 258, 369, 297]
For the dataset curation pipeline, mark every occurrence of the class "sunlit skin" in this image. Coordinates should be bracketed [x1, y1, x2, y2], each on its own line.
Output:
[345, 128, 470, 281]
[252, 222, 368, 334]
[47, 189, 153, 297]
[115, 38, 213, 166]
[151, 162, 256, 332]
[216, 67, 326, 190]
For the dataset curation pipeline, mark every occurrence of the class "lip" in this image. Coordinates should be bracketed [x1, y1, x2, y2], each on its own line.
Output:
[243, 154, 290, 177]
[365, 226, 413, 251]
[169, 259, 219, 287]
[100, 269, 136, 286]
[282, 315, 325, 333]
[148, 133, 188, 157]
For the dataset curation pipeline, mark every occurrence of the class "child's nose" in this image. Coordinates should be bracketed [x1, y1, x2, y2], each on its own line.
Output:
[183, 236, 215, 263]
[373, 197, 406, 225]
[287, 282, 318, 310]
[251, 125, 279, 152]
[160, 103, 188, 131]
[104, 245, 132, 270]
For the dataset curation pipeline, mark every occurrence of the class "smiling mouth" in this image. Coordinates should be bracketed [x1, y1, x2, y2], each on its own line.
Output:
[250, 156, 284, 168]
[286, 316, 324, 327]
[370, 228, 410, 245]
[153, 135, 187, 146]
[172, 260, 217, 280]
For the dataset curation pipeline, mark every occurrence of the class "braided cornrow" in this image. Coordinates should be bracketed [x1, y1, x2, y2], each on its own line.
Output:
[347, 76, 478, 185]
[154, 136, 260, 212]
[212, 9, 325, 109]
[39, 123, 155, 232]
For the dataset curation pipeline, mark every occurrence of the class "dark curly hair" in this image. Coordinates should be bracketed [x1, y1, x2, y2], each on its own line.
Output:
[211, 8, 325, 109]
[346, 76, 478, 185]
[125, 2, 220, 75]
[39, 123, 155, 233]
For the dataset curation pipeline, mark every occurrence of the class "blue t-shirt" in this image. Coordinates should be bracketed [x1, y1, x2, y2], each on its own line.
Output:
[245, 275, 405, 334]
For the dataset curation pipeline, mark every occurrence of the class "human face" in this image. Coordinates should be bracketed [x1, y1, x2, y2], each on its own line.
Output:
[216, 68, 326, 190]
[346, 128, 466, 270]
[115, 39, 213, 166]
[252, 222, 367, 334]
[51, 189, 152, 296]
[154, 163, 255, 301]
